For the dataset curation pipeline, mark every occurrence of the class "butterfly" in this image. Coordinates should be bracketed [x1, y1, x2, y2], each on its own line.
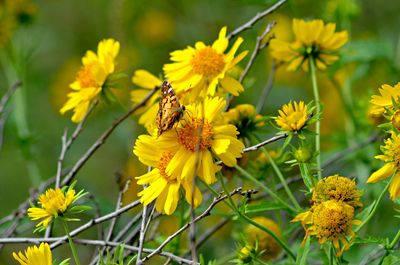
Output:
[157, 81, 186, 137]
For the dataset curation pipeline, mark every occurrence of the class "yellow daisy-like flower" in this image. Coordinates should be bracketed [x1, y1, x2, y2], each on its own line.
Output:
[270, 18, 348, 71]
[13, 243, 52, 265]
[223, 104, 264, 139]
[130, 69, 163, 131]
[163, 27, 248, 101]
[158, 97, 245, 184]
[370, 83, 400, 117]
[367, 131, 400, 200]
[312, 175, 363, 208]
[275, 101, 309, 132]
[133, 135, 202, 215]
[244, 217, 283, 261]
[27, 184, 86, 230]
[293, 200, 361, 256]
[60, 38, 120, 123]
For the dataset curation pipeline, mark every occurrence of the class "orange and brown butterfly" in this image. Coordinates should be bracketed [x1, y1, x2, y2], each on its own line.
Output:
[156, 81, 186, 137]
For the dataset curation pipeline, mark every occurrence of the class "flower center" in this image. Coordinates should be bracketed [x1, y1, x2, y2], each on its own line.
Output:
[177, 118, 213, 152]
[158, 151, 175, 181]
[385, 134, 400, 168]
[191, 47, 226, 77]
[39, 189, 68, 215]
[77, 64, 98, 88]
[313, 201, 353, 240]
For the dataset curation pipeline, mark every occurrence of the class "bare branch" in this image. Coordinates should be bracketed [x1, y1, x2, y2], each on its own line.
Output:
[141, 188, 258, 263]
[227, 0, 286, 40]
[256, 60, 277, 113]
[50, 199, 141, 249]
[238, 22, 276, 84]
[0, 80, 22, 115]
[243, 133, 287, 152]
[61, 87, 159, 186]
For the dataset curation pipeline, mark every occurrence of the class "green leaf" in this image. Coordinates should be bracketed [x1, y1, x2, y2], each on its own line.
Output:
[382, 250, 400, 265]
[296, 236, 310, 265]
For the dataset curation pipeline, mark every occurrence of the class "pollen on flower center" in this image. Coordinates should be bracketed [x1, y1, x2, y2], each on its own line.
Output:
[158, 151, 175, 181]
[177, 118, 213, 152]
[77, 64, 98, 88]
[191, 47, 226, 77]
[385, 135, 400, 168]
[38, 189, 68, 215]
[313, 200, 354, 240]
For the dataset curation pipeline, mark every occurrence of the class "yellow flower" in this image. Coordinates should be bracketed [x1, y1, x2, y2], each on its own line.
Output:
[312, 175, 363, 208]
[293, 200, 361, 256]
[270, 18, 348, 71]
[163, 27, 248, 101]
[223, 104, 264, 139]
[133, 135, 202, 215]
[60, 38, 120, 123]
[275, 101, 309, 132]
[158, 97, 245, 184]
[28, 184, 86, 230]
[130, 69, 163, 131]
[368, 132, 400, 200]
[370, 83, 400, 116]
[244, 217, 283, 261]
[13, 243, 52, 265]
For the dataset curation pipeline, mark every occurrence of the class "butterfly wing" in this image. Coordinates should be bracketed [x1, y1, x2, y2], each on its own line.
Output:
[157, 81, 185, 136]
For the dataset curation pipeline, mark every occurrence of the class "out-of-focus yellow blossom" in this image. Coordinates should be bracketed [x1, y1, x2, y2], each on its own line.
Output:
[244, 217, 283, 261]
[135, 10, 175, 44]
[270, 18, 348, 71]
[223, 104, 264, 139]
[13, 243, 53, 265]
[293, 200, 361, 256]
[164, 27, 248, 101]
[130, 69, 163, 132]
[312, 175, 363, 208]
[60, 38, 120, 123]
[133, 135, 202, 215]
[156, 97, 244, 184]
[275, 101, 309, 132]
[370, 83, 400, 117]
[27, 184, 87, 231]
[368, 131, 400, 200]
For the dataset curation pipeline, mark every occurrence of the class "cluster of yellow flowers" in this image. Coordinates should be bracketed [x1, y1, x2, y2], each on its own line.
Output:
[11, 16, 362, 264]
[368, 82, 400, 200]
[293, 175, 363, 256]
[132, 27, 248, 215]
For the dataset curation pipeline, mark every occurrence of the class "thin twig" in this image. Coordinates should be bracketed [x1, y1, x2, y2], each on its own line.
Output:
[136, 186, 149, 264]
[0, 80, 22, 115]
[50, 199, 141, 249]
[61, 87, 159, 186]
[56, 101, 98, 188]
[0, 237, 195, 265]
[141, 188, 258, 263]
[243, 133, 287, 152]
[238, 22, 276, 84]
[227, 0, 286, 40]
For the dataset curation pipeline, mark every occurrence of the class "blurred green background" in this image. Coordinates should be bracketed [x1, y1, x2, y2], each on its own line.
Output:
[1, 0, 400, 264]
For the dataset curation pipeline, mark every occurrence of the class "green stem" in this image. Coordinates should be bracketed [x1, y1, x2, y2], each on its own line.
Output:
[218, 173, 238, 211]
[299, 162, 314, 190]
[309, 57, 322, 180]
[63, 221, 81, 265]
[388, 228, 400, 249]
[234, 164, 296, 212]
[239, 214, 296, 261]
[355, 180, 390, 233]
[259, 146, 301, 210]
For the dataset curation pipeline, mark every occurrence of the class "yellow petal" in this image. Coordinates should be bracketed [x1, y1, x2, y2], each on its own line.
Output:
[367, 162, 396, 183]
